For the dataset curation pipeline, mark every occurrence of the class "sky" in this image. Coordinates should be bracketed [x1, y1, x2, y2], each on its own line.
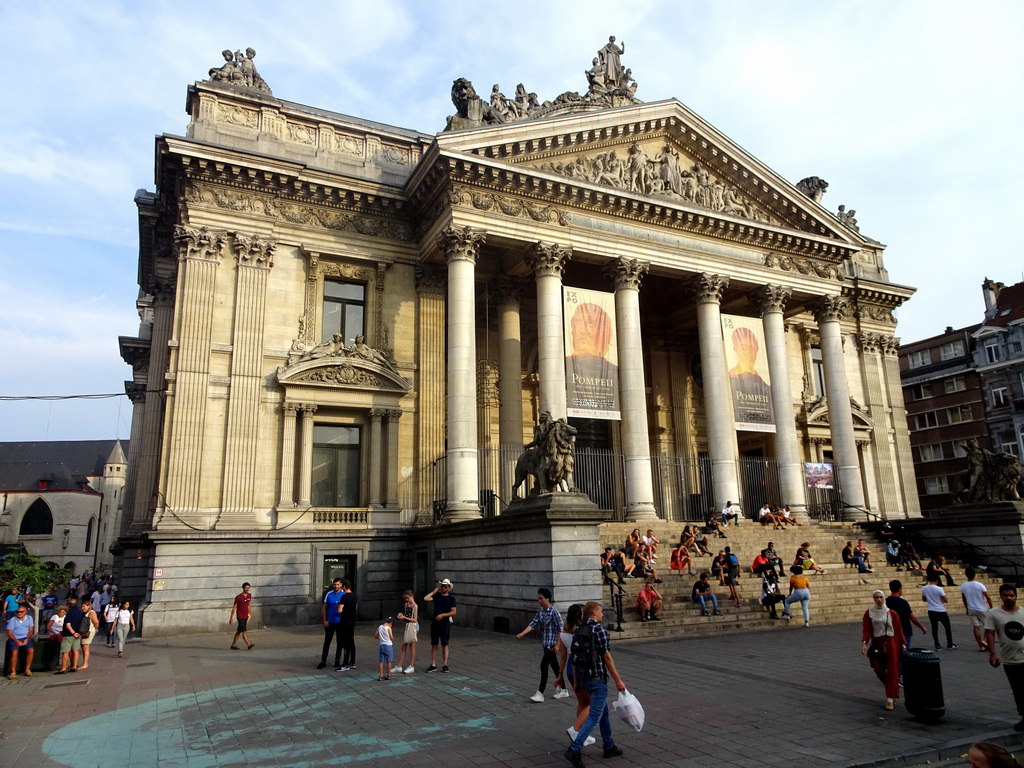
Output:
[1, 1, 1022, 442]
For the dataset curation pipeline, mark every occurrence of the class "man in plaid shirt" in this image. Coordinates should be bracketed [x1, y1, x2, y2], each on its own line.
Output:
[566, 601, 626, 767]
[516, 587, 566, 702]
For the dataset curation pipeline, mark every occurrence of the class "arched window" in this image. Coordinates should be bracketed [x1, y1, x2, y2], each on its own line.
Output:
[85, 516, 96, 553]
[19, 498, 53, 536]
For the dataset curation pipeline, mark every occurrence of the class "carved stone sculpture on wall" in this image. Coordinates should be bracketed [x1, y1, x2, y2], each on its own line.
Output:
[837, 204, 860, 231]
[290, 333, 397, 371]
[206, 47, 272, 95]
[796, 176, 829, 202]
[511, 412, 578, 497]
[958, 438, 1023, 503]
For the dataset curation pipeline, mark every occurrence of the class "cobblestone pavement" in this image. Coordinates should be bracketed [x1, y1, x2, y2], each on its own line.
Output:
[3, 612, 1024, 768]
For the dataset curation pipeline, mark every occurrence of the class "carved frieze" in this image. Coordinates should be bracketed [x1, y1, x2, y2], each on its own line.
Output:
[526, 143, 772, 224]
[606, 257, 649, 291]
[293, 364, 382, 387]
[216, 104, 260, 129]
[764, 252, 843, 280]
[438, 226, 486, 264]
[526, 242, 572, 278]
[184, 184, 413, 242]
[688, 273, 729, 304]
[450, 186, 569, 227]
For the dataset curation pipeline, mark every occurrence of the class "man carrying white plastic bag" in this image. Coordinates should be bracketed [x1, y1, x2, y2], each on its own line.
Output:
[565, 601, 627, 767]
[612, 690, 645, 732]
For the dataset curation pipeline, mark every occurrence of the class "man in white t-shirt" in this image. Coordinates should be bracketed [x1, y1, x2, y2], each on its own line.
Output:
[922, 576, 956, 650]
[984, 583, 1024, 732]
[960, 568, 993, 651]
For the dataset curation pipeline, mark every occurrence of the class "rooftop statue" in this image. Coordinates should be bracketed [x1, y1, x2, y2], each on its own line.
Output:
[445, 36, 640, 131]
[796, 176, 829, 203]
[837, 204, 860, 231]
[206, 47, 272, 95]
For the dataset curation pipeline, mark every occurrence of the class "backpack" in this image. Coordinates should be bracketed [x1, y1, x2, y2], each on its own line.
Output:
[570, 622, 599, 672]
[728, 553, 739, 567]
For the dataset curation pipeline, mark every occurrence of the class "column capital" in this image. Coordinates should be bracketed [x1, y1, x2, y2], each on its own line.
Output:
[300, 403, 318, 415]
[282, 401, 299, 416]
[438, 225, 486, 264]
[231, 232, 276, 268]
[606, 258, 649, 291]
[754, 284, 791, 316]
[688, 273, 729, 304]
[525, 242, 571, 278]
[857, 332, 884, 355]
[882, 336, 900, 358]
[385, 408, 403, 420]
[415, 264, 446, 296]
[809, 294, 851, 324]
[173, 225, 226, 263]
[125, 382, 146, 404]
[369, 408, 386, 420]
[492, 276, 527, 306]
[145, 276, 177, 304]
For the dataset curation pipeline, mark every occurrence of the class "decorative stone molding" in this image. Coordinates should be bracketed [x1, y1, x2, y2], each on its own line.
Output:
[369, 408, 386, 420]
[809, 295, 851, 324]
[184, 184, 413, 243]
[606, 257, 649, 291]
[688, 273, 729, 304]
[174, 225, 225, 262]
[294, 365, 382, 387]
[754, 284, 791, 316]
[415, 265, 446, 296]
[300, 403, 318, 415]
[450, 186, 569, 227]
[857, 332, 884, 355]
[290, 333, 398, 373]
[125, 382, 147, 404]
[282, 402, 299, 416]
[385, 408, 402, 421]
[764, 252, 842, 280]
[438, 226, 486, 264]
[525, 242, 572, 278]
[882, 337, 901, 358]
[231, 232, 276, 267]
[857, 304, 897, 325]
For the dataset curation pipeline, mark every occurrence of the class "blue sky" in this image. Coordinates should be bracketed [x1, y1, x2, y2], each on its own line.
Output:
[1, 1, 1022, 441]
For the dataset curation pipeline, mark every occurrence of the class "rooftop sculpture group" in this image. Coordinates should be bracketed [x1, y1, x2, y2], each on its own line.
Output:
[447, 36, 639, 131]
[206, 47, 272, 94]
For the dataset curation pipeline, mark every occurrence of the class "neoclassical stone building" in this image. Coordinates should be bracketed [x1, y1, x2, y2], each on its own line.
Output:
[118, 43, 918, 635]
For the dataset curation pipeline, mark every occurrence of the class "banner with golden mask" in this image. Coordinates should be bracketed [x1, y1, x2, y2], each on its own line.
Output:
[721, 314, 776, 432]
[564, 287, 620, 420]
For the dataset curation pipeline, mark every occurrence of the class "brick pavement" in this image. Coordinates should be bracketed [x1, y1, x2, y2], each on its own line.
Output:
[3, 612, 1024, 768]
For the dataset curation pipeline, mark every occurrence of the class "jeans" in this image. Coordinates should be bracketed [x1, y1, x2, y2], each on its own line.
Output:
[571, 676, 616, 752]
[539, 646, 559, 693]
[695, 594, 719, 612]
[115, 624, 130, 653]
[784, 588, 810, 622]
[844, 555, 870, 573]
[321, 623, 342, 664]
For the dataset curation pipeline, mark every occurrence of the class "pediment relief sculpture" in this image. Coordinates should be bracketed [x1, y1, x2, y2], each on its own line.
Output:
[204, 47, 272, 95]
[445, 37, 639, 132]
[523, 142, 773, 224]
[763, 252, 843, 280]
[279, 335, 410, 393]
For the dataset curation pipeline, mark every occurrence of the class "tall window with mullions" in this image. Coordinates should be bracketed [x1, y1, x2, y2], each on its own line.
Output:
[322, 280, 365, 344]
[312, 425, 362, 507]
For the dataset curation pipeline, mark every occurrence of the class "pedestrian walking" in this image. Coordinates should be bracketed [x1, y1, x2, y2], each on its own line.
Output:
[103, 600, 119, 647]
[229, 582, 255, 650]
[861, 589, 906, 711]
[984, 583, 1024, 732]
[424, 578, 457, 673]
[886, 579, 927, 649]
[961, 567, 993, 651]
[556, 603, 595, 749]
[922, 574, 956, 650]
[781, 564, 812, 627]
[564, 601, 625, 767]
[516, 587, 566, 702]
[113, 600, 136, 657]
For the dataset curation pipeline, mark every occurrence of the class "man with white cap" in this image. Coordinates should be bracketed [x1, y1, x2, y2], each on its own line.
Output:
[424, 578, 457, 672]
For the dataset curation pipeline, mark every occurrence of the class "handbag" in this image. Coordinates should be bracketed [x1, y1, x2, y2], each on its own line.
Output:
[612, 689, 645, 732]
[867, 613, 891, 661]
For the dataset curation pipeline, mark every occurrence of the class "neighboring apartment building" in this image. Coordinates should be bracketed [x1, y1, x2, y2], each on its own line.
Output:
[0, 440, 127, 575]
[117, 41, 919, 636]
[900, 278, 1024, 512]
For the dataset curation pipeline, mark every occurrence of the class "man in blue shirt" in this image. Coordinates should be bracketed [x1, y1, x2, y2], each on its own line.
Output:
[6, 604, 34, 677]
[566, 601, 626, 767]
[318, 579, 344, 670]
[516, 587, 566, 702]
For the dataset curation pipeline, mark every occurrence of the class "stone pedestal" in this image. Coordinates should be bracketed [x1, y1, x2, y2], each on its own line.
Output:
[505, 492, 604, 518]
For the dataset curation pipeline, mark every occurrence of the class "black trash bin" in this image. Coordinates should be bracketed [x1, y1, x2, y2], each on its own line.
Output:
[902, 648, 944, 722]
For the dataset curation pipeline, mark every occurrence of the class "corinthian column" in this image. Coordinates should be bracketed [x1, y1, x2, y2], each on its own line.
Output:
[608, 258, 657, 521]
[525, 242, 571, 420]
[754, 285, 806, 518]
[495, 277, 526, 501]
[690, 273, 740, 510]
[810, 295, 866, 517]
[440, 226, 486, 522]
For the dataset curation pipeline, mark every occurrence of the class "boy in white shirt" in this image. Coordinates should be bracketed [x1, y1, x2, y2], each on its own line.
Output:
[374, 617, 394, 681]
[922, 576, 956, 650]
[960, 567, 993, 651]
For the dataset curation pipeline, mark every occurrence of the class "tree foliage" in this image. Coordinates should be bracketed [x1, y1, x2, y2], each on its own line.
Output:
[0, 551, 71, 597]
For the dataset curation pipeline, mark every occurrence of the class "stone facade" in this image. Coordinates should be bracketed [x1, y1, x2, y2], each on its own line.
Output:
[117, 43, 919, 635]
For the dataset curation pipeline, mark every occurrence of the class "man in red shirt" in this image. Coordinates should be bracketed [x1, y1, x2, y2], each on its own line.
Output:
[229, 582, 254, 650]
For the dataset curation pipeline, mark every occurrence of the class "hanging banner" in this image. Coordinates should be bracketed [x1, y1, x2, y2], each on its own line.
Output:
[721, 314, 776, 433]
[564, 287, 620, 420]
[804, 462, 834, 489]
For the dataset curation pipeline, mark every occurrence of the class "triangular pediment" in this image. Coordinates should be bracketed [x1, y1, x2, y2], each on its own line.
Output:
[431, 99, 865, 245]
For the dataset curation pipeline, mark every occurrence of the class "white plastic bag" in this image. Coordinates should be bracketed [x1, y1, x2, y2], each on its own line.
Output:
[612, 689, 645, 732]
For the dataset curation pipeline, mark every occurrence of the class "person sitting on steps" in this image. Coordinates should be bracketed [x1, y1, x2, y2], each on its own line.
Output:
[692, 573, 722, 616]
[636, 580, 663, 622]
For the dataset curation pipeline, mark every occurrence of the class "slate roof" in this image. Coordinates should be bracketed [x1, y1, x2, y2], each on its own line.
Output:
[987, 282, 1024, 327]
[0, 440, 127, 493]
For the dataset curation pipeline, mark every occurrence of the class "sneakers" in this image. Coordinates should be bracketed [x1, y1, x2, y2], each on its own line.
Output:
[947, 644, 958, 650]
[781, 613, 791, 621]
[700, 610, 709, 616]
[566, 727, 596, 747]
[392, 665, 402, 673]
[335, 665, 351, 672]
[713, 609, 723, 616]
[404, 666, 414, 674]
[530, 691, 545, 703]
[553, 686, 570, 699]
[316, 661, 327, 669]
[564, 748, 585, 768]
[425, 665, 437, 672]
[603, 745, 624, 758]
[442, 665, 449, 673]
[804, 622, 810, 628]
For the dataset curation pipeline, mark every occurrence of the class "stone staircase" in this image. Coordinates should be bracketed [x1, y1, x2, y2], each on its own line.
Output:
[598, 518, 1005, 641]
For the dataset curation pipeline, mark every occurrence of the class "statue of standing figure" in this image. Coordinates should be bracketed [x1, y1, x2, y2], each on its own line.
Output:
[597, 36, 626, 89]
